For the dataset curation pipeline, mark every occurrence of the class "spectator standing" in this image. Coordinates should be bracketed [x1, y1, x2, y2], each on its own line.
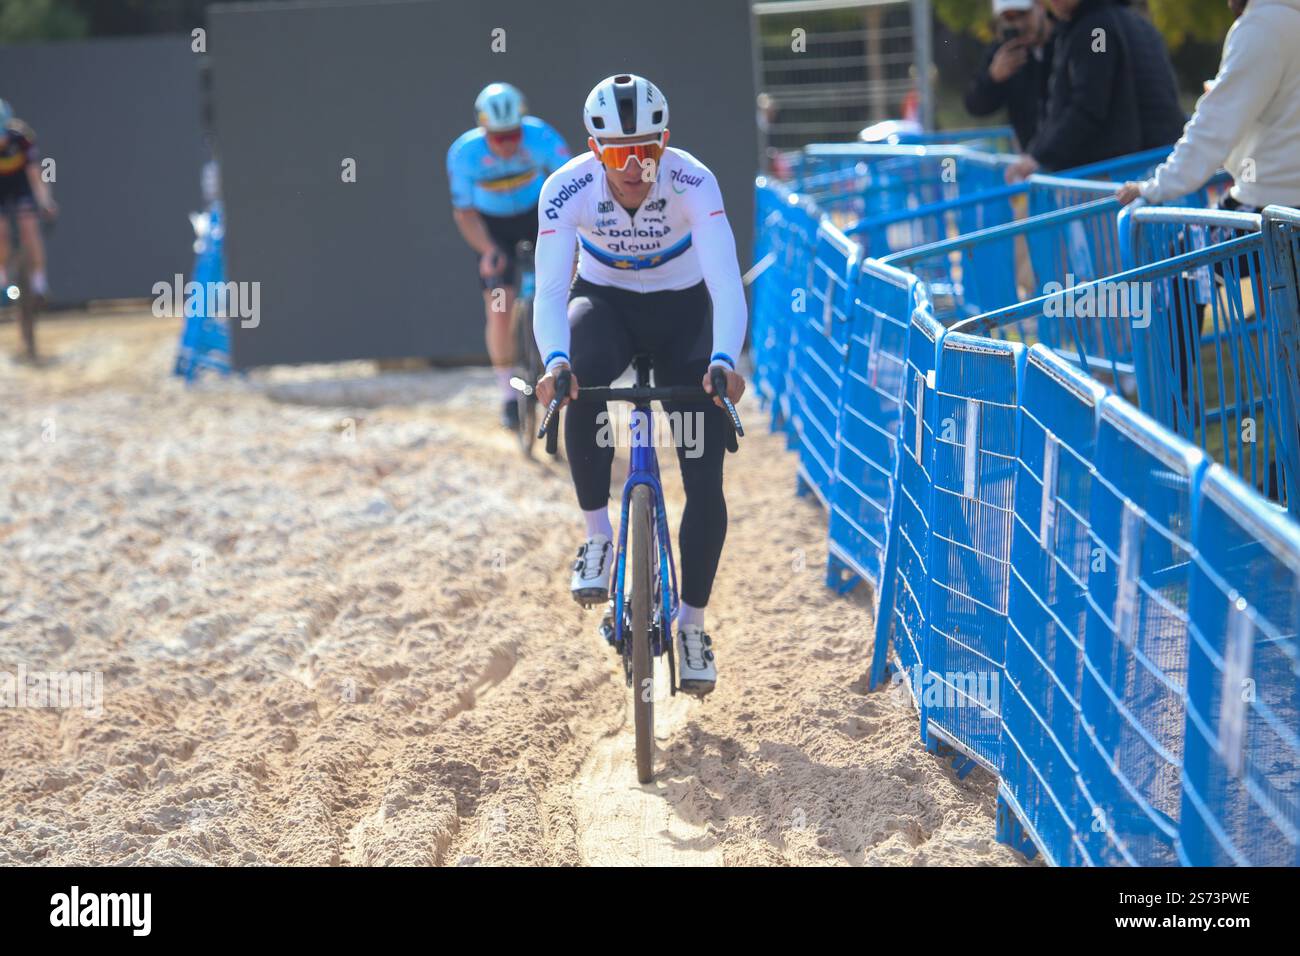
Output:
[964, 0, 1055, 151]
[1005, 0, 1185, 179]
[1118, 0, 1300, 211]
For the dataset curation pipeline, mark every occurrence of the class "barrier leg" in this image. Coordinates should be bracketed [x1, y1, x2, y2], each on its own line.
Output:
[926, 734, 978, 781]
[825, 552, 861, 594]
[996, 789, 1040, 861]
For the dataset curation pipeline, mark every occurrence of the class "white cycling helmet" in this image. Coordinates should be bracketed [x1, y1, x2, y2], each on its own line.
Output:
[475, 82, 526, 132]
[583, 74, 668, 142]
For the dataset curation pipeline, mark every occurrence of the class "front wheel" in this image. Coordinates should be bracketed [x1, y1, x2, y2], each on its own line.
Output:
[629, 483, 655, 783]
[513, 297, 538, 457]
[16, 266, 36, 361]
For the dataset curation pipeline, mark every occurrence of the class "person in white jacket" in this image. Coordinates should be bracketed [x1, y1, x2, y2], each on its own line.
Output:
[1117, 0, 1300, 211]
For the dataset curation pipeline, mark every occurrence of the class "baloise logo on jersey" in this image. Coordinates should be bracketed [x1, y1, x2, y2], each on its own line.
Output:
[544, 172, 595, 220]
[603, 223, 674, 255]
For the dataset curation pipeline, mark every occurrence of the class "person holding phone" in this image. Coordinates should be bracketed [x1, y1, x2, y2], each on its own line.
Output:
[963, 0, 1055, 152]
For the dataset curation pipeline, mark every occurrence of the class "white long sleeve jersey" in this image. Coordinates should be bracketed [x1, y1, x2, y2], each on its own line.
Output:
[532, 147, 748, 371]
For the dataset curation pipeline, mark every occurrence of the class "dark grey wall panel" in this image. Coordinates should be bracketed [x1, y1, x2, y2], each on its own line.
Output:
[209, 0, 756, 369]
[0, 36, 206, 306]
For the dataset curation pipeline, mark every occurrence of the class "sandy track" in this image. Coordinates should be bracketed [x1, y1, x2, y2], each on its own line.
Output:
[0, 313, 1028, 866]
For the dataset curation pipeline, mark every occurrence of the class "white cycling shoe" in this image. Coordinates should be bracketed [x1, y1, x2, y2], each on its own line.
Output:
[571, 535, 612, 608]
[675, 625, 717, 697]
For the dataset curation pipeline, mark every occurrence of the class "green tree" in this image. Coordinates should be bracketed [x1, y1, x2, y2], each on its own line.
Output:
[0, 0, 87, 42]
[1147, 0, 1236, 49]
[933, 0, 996, 41]
[934, 0, 1237, 51]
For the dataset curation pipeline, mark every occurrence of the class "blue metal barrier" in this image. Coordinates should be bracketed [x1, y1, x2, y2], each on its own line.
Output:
[794, 144, 1009, 223]
[828, 259, 924, 594]
[1120, 207, 1295, 510]
[1001, 345, 1111, 866]
[173, 201, 232, 382]
[751, 183, 820, 437]
[872, 307, 946, 695]
[949, 213, 1298, 510]
[882, 198, 1125, 324]
[753, 143, 1300, 866]
[790, 220, 859, 506]
[922, 332, 1026, 771]
[1181, 464, 1300, 866]
[1076, 397, 1207, 866]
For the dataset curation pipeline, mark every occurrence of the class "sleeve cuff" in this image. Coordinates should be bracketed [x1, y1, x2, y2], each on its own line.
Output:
[1138, 179, 1162, 204]
[544, 351, 570, 372]
[709, 352, 736, 371]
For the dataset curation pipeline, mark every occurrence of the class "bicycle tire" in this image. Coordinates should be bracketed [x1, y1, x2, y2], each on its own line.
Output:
[629, 483, 655, 784]
[514, 297, 537, 457]
[17, 258, 36, 361]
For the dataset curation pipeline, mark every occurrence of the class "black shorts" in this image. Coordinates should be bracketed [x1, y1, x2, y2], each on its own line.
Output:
[0, 173, 35, 214]
[477, 207, 537, 290]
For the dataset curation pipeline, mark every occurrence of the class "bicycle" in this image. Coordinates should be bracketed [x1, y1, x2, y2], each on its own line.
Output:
[508, 241, 544, 457]
[1, 207, 43, 362]
[538, 355, 743, 782]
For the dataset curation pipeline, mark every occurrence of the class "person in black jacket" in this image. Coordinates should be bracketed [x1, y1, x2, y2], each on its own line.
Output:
[1006, 0, 1185, 179]
[964, 0, 1055, 150]
[1119, 1, 1188, 151]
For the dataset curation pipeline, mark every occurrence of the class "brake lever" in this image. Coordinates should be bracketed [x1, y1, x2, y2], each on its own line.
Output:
[709, 367, 744, 453]
[540, 367, 572, 454]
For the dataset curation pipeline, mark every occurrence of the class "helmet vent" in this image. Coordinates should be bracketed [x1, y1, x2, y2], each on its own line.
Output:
[591, 116, 605, 129]
[651, 110, 663, 125]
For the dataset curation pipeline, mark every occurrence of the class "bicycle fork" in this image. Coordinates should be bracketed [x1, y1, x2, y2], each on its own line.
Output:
[611, 405, 681, 689]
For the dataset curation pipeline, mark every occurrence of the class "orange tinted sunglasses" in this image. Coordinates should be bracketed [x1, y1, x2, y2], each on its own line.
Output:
[595, 138, 665, 172]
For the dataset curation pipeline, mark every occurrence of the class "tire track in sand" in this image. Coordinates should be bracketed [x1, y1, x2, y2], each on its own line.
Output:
[570, 661, 721, 866]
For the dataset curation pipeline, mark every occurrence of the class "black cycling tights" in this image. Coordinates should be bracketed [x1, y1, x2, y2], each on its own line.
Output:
[564, 277, 730, 608]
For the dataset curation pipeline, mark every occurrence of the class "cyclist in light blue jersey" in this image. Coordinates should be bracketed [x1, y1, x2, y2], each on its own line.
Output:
[446, 83, 570, 427]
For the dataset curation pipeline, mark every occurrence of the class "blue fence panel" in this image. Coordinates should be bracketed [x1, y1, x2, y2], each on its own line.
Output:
[753, 143, 1300, 865]
[796, 145, 1010, 228]
[753, 188, 821, 437]
[1263, 206, 1300, 513]
[882, 199, 1126, 325]
[847, 181, 1021, 261]
[790, 220, 858, 506]
[173, 201, 232, 382]
[1181, 464, 1300, 866]
[873, 307, 947, 696]
[1077, 397, 1207, 866]
[1001, 345, 1111, 866]
[923, 333, 1026, 769]
[828, 260, 923, 590]
[1122, 208, 1295, 513]
[751, 180, 793, 408]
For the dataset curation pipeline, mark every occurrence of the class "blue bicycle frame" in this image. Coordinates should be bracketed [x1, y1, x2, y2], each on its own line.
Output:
[611, 402, 681, 661]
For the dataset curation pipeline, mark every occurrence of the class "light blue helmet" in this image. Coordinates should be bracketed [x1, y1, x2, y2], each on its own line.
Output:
[0, 99, 12, 129]
[475, 82, 525, 132]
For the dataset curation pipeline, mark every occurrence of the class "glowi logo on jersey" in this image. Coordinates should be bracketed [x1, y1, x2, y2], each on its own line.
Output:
[544, 172, 595, 220]
[669, 169, 703, 191]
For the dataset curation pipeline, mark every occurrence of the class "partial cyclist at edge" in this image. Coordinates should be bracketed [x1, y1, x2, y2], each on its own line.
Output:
[0, 98, 57, 305]
[532, 74, 747, 697]
[446, 83, 571, 428]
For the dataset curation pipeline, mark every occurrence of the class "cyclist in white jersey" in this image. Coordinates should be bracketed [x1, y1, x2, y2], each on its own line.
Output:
[533, 74, 747, 696]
